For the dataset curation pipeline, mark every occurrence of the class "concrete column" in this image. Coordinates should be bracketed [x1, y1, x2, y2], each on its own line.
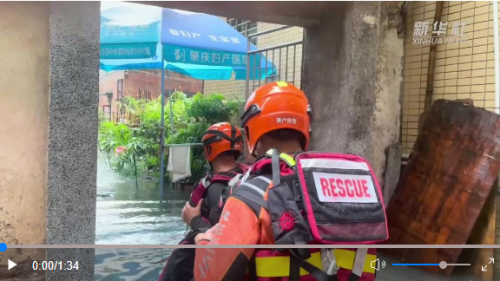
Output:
[47, 1, 100, 280]
[302, 2, 405, 185]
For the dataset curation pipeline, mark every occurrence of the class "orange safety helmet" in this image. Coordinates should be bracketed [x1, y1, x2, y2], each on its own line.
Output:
[241, 81, 311, 156]
[202, 122, 244, 162]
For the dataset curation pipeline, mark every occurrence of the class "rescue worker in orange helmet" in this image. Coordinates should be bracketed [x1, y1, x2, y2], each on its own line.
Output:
[183, 122, 249, 231]
[192, 82, 388, 281]
[159, 122, 249, 281]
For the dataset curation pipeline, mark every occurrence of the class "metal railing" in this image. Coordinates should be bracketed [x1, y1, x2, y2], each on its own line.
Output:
[228, 18, 258, 44]
[245, 25, 304, 99]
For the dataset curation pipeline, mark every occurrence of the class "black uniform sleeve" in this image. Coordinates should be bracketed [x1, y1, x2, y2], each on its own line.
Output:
[190, 215, 211, 231]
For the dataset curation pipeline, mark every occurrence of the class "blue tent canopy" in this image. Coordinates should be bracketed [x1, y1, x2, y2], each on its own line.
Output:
[99, 59, 273, 80]
[100, 3, 275, 80]
[99, 2, 276, 198]
[160, 9, 254, 55]
[100, 4, 162, 59]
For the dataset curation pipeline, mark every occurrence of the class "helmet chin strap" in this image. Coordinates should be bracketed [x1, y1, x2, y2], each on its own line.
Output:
[250, 141, 260, 159]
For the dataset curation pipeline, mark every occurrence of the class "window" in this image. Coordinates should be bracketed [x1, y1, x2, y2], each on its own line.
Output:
[117, 79, 124, 100]
[227, 19, 257, 45]
[138, 88, 152, 100]
[103, 105, 111, 121]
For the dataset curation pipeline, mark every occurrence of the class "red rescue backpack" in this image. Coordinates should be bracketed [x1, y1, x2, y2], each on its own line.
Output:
[232, 149, 388, 281]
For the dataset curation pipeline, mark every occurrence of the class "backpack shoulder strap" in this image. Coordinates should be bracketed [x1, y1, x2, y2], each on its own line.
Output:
[266, 148, 296, 188]
[289, 250, 337, 281]
[231, 175, 271, 217]
[217, 173, 246, 211]
[232, 149, 297, 218]
[271, 149, 282, 187]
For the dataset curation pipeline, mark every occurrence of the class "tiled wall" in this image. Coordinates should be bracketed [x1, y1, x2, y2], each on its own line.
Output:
[404, 1, 500, 273]
[403, 1, 498, 154]
[495, 188, 500, 275]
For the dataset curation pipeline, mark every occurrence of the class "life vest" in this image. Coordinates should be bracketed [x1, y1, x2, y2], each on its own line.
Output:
[231, 149, 388, 281]
[189, 162, 250, 209]
[159, 162, 250, 281]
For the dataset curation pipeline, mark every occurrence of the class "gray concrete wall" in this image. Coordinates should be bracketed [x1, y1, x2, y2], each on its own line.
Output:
[0, 3, 99, 279]
[302, 2, 405, 186]
[0, 2, 50, 278]
[0, 1, 50, 246]
[46, 1, 100, 280]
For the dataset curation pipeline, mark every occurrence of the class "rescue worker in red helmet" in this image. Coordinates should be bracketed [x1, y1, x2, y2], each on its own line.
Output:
[159, 122, 249, 281]
[192, 82, 388, 281]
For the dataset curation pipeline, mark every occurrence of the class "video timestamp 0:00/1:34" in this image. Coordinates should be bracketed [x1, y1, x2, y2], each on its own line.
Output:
[32, 261, 79, 271]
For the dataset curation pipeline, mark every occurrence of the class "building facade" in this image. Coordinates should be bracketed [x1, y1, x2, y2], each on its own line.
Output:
[98, 70, 203, 122]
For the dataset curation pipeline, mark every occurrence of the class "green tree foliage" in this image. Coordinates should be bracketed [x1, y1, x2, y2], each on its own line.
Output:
[98, 92, 242, 183]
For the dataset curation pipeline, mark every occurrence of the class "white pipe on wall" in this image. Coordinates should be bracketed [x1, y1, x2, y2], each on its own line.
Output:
[493, 1, 500, 114]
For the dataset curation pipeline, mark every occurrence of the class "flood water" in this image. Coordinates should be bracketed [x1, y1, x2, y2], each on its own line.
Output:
[95, 152, 190, 280]
[94, 248, 173, 281]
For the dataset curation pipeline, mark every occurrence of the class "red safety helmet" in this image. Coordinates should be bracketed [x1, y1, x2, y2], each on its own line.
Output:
[202, 122, 243, 162]
[241, 81, 311, 156]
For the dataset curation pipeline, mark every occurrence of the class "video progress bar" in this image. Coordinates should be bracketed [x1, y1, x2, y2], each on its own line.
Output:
[393, 262, 471, 268]
[6, 245, 500, 249]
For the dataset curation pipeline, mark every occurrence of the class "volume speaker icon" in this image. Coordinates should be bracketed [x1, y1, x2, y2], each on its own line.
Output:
[370, 259, 387, 271]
